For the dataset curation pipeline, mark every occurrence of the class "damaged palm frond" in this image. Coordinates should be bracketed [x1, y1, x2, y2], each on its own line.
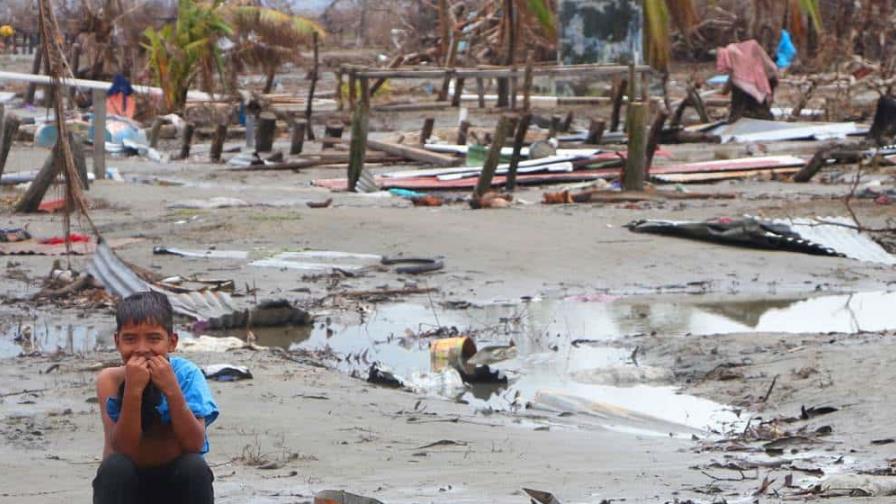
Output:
[644, 0, 702, 71]
[142, 0, 232, 112]
[35, 0, 97, 251]
[223, 5, 325, 92]
[519, 0, 556, 40]
[644, 0, 671, 71]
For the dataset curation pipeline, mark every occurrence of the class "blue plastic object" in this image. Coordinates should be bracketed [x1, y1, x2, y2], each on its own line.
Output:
[776, 30, 797, 69]
[389, 188, 425, 199]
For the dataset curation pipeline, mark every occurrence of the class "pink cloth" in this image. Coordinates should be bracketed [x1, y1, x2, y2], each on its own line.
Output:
[716, 40, 778, 104]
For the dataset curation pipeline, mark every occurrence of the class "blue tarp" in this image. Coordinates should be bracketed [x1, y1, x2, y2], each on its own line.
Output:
[776, 30, 797, 69]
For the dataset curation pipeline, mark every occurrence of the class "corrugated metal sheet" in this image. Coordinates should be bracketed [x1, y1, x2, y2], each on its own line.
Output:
[710, 118, 867, 143]
[88, 239, 240, 321]
[780, 217, 896, 265]
[558, 0, 643, 65]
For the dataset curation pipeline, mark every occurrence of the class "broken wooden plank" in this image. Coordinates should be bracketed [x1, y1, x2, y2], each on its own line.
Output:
[366, 139, 459, 167]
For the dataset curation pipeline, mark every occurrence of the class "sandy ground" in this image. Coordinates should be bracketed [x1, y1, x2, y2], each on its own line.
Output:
[2, 58, 896, 502]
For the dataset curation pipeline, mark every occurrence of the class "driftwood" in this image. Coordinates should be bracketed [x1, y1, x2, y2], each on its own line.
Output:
[792, 144, 864, 183]
[230, 151, 404, 171]
[366, 139, 458, 167]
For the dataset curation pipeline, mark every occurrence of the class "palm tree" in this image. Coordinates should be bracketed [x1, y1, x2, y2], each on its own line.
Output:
[223, 5, 325, 93]
[142, 0, 232, 113]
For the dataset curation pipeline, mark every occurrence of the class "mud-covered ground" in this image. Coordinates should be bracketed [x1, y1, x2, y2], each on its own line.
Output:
[2, 53, 896, 503]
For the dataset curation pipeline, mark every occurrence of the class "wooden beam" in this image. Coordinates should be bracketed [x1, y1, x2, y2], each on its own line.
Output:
[366, 139, 458, 167]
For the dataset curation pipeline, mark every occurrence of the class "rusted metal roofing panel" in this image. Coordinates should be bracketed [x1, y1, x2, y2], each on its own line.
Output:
[87, 239, 239, 321]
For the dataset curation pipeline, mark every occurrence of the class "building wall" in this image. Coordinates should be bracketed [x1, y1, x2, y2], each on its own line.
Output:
[558, 0, 643, 65]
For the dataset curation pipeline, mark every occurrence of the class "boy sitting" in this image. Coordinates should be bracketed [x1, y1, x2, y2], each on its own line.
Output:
[93, 291, 219, 504]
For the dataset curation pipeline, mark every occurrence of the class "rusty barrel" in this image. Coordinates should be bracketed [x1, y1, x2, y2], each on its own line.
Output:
[430, 336, 477, 372]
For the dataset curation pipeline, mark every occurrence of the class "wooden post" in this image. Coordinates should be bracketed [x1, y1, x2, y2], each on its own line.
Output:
[210, 123, 228, 162]
[347, 76, 370, 191]
[420, 117, 435, 144]
[451, 77, 466, 107]
[179, 122, 195, 160]
[92, 89, 106, 180]
[562, 111, 574, 132]
[255, 113, 276, 152]
[438, 73, 452, 103]
[336, 69, 345, 111]
[586, 118, 605, 144]
[149, 117, 163, 148]
[496, 79, 509, 108]
[509, 65, 517, 110]
[623, 102, 648, 191]
[457, 120, 470, 145]
[548, 115, 561, 138]
[15, 148, 58, 213]
[71, 133, 89, 190]
[474, 115, 512, 198]
[522, 51, 534, 112]
[290, 119, 307, 155]
[0, 114, 21, 180]
[506, 113, 531, 191]
[322, 122, 344, 150]
[25, 41, 42, 105]
[476, 78, 486, 109]
[610, 78, 628, 132]
[68, 43, 81, 101]
[305, 32, 320, 141]
[348, 70, 357, 110]
[645, 109, 669, 175]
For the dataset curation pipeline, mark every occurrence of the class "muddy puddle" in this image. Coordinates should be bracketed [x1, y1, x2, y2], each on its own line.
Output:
[215, 289, 896, 435]
[4, 290, 895, 435]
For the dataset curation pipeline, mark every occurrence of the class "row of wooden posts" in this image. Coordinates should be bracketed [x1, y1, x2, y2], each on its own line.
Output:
[342, 62, 659, 195]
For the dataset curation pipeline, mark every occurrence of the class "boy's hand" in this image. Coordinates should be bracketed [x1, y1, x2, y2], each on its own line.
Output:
[148, 356, 179, 397]
[125, 356, 151, 393]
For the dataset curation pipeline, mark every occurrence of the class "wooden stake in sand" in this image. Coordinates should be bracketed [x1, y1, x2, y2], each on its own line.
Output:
[305, 32, 319, 141]
[474, 115, 512, 197]
[506, 113, 531, 191]
[210, 123, 228, 163]
[255, 113, 276, 152]
[347, 76, 370, 191]
[0, 113, 21, 180]
[457, 120, 470, 146]
[179, 122, 195, 160]
[290, 119, 306, 155]
[420, 117, 435, 145]
[623, 102, 648, 191]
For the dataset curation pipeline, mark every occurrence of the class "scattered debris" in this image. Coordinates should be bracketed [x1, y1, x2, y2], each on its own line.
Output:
[203, 364, 253, 381]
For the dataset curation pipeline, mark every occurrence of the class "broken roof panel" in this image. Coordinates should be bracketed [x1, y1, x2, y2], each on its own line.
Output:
[710, 118, 868, 143]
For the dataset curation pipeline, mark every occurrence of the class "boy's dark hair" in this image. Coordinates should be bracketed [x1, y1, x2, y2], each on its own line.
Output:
[116, 291, 173, 335]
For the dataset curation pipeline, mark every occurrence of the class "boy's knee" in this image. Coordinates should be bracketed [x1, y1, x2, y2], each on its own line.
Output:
[172, 454, 213, 482]
[94, 453, 138, 485]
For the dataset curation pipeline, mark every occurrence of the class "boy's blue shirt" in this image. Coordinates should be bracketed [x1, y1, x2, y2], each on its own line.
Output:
[106, 356, 219, 454]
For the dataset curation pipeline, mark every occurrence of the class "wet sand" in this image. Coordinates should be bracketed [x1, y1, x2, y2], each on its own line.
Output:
[1, 99, 896, 502]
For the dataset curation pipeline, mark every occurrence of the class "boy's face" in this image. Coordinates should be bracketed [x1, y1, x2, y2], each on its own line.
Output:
[114, 321, 178, 362]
